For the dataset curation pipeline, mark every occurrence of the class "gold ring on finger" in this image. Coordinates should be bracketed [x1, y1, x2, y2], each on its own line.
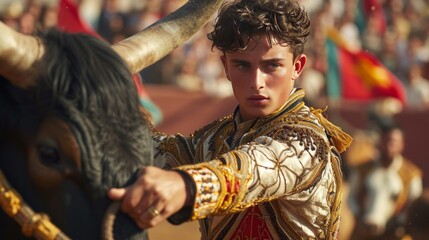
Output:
[147, 206, 160, 218]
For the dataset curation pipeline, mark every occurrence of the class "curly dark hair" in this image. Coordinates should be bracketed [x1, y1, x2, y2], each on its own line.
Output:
[208, 0, 310, 58]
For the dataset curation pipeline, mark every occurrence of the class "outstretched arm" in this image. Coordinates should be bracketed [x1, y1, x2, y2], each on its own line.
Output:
[108, 130, 330, 228]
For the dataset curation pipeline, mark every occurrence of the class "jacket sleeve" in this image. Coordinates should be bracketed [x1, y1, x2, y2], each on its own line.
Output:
[151, 131, 197, 169]
[175, 130, 331, 221]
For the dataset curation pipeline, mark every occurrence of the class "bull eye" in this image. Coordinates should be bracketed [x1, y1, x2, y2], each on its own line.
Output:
[38, 145, 60, 166]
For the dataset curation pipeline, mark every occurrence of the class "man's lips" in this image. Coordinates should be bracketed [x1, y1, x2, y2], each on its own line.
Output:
[248, 95, 269, 104]
[248, 94, 268, 100]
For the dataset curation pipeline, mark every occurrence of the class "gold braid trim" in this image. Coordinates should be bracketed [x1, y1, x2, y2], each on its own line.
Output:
[395, 159, 423, 214]
[327, 147, 344, 240]
[0, 170, 70, 240]
[310, 107, 353, 153]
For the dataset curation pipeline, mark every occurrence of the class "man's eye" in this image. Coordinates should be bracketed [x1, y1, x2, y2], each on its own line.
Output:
[269, 63, 280, 68]
[235, 64, 248, 69]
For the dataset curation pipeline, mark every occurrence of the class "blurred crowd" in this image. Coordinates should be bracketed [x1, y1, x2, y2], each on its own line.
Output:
[1, 0, 429, 106]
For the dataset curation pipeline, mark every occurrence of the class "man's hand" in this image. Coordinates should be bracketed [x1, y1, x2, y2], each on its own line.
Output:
[108, 166, 187, 229]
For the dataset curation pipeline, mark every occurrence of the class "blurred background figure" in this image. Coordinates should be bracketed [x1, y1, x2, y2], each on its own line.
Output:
[347, 120, 423, 240]
[405, 62, 429, 109]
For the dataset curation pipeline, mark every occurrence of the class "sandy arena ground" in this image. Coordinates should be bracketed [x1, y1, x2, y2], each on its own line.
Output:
[149, 221, 200, 239]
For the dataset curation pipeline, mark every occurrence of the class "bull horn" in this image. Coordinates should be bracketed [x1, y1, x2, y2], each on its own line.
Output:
[0, 21, 44, 88]
[113, 0, 224, 74]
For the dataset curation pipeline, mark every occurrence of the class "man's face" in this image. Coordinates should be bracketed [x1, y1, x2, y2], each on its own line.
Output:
[221, 35, 306, 121]
[380, 128, 404, 160]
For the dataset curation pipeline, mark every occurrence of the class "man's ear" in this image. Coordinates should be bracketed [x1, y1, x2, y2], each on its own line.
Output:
[220, 55, 230, 80]
[292, 54, 307, 80]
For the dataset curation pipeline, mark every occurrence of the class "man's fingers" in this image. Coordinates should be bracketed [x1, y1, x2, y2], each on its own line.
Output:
[107, 188, 127, 201]
[136, 203, 165, 229]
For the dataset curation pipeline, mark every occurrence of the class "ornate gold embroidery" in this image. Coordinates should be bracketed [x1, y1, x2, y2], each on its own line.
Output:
[177, 164, 223, 219]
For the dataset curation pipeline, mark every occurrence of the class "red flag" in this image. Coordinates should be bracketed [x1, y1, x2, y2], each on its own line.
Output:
[57, 0, 100, 38]
[326, 28, 406, 105]
[341, 49, 406, 103]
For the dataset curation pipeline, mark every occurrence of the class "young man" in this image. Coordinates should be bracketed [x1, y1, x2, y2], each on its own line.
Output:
[109, 0, 352, 239]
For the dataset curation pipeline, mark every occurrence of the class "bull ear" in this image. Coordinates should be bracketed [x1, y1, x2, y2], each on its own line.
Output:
[112, 0, 224, 74]
[0, 21, 45, 88]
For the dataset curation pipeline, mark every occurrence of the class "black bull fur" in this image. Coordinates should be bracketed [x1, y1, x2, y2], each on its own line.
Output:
[0, 30, 155, 239]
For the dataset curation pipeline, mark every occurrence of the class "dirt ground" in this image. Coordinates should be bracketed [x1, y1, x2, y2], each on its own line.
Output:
[148, 221, 200, 239]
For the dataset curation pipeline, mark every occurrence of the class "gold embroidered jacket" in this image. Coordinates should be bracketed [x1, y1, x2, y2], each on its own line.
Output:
[153, 89, 351, 239]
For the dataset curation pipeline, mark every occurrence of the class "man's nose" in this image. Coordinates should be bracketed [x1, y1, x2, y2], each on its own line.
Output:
[251, 69, 265, 89]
